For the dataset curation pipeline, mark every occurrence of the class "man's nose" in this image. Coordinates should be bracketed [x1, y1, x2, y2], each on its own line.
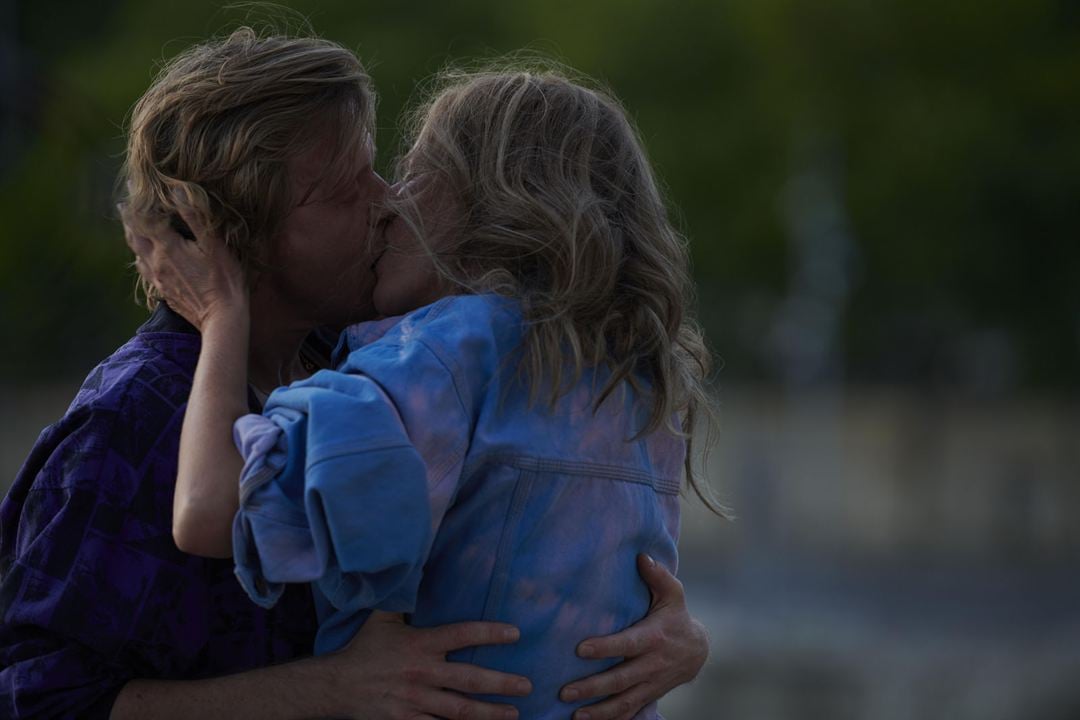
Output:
[372, 171, 390, 202]
[386, 179, 406, 201]
[371, 174, 396, 225]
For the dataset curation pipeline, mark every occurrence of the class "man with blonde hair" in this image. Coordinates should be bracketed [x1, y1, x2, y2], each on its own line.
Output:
[0, 28, 707, 719]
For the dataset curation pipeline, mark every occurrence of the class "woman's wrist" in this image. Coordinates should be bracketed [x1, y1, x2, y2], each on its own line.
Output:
[196, 301, 251, 417]
[200, 300, 250, 339]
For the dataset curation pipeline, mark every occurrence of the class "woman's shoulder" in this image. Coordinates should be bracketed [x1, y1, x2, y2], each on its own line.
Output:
[405, 293, 520, 328]
[414, 295, 525, 370]
[335, 295, 523, 405]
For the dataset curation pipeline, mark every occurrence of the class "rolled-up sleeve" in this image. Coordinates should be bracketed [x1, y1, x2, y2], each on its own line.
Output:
[232, 334, 472, 617]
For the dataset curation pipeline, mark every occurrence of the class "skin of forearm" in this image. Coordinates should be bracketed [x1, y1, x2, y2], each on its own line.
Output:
[110, 655, 346, 720]
[172, 309, 250, 559]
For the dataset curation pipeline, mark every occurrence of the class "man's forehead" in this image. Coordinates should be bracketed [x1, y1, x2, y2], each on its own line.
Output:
[291, 130, 375, 184]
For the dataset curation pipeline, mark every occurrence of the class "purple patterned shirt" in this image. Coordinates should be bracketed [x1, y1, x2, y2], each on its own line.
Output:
[0, 305, 317, 719]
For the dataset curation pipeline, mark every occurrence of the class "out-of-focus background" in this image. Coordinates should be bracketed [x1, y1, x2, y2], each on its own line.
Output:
[2, 1, 1078, 717]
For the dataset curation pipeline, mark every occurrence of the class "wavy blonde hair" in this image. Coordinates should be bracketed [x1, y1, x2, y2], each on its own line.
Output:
[392, 62, 725, 513]
[119, 26, 375, 305]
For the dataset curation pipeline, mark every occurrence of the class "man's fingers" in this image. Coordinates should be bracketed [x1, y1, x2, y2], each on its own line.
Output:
[123, 216, 188, 255]
[131, 254, 149, 281]
[125, 230, 153, 259]
[636, 553, 684, 607]
[561, 657, 649, 702]
[414, 688, 519, 720]
[569, 683, 654, 720]
[170, 187, 211, 245]
[367, 609, 408, 626]
[427, 621, 521, 652]
[575, 617, 662, 660]
[434, 662, 532, 697]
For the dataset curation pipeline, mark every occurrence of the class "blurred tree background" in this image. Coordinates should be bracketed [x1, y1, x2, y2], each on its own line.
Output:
[1, 0, 1077, 389]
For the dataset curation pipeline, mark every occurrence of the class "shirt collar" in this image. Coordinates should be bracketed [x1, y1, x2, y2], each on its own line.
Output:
[136, 302, 197, 336]
[134, 303, 339, 411]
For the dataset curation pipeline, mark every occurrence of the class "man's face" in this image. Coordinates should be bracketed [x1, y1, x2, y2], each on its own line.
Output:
[260, 129, 389, 328]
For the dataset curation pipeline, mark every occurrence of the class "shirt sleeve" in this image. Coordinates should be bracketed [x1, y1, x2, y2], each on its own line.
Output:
[0, 446, 173, 718]
[0, 596, 126, 719]
[232, 333, 474, 617]
[0, 377, 224, 718]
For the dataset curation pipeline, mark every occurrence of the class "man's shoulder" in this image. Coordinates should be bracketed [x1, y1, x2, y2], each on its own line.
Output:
[72, 306, 200, 415]
[10, 309, 198, 497]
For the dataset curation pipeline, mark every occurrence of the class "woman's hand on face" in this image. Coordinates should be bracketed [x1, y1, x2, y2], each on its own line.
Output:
[325, 610, 530, 720]
[559, 554, 709, 720]
[122, 191, 248, 331]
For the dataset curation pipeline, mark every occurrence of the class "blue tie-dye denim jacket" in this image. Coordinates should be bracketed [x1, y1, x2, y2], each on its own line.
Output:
[232, 294, 682, 718]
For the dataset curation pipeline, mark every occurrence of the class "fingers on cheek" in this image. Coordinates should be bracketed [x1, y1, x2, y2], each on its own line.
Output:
[129, 234, 154, 257]
[135, 261, 160, 290]
[142, 266, 166, 296]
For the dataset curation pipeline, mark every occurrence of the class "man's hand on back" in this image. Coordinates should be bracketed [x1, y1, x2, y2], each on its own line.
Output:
[327, 610, 531, 720]
[559, 555, 709, 720]
[111, 612, 529, 719]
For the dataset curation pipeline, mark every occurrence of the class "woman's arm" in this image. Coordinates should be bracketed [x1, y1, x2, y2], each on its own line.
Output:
[124, 197, 250, 558]
[172, 307, 249, 557]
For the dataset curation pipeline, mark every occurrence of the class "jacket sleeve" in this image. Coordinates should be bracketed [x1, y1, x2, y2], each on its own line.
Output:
[232, 336, 473, 617]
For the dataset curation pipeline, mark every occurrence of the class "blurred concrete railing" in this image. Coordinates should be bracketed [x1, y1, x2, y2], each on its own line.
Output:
[673, 386, 1080, 720]
[3, 383, 1079, 719]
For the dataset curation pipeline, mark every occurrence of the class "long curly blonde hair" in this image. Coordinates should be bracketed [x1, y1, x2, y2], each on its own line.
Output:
[392, 62, 725, 513]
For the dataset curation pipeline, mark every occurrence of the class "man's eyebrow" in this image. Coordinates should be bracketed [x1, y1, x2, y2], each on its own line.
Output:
[296, 167, 344, 207]
[296, 180, 320, 207]
[295, 135, 374, 207]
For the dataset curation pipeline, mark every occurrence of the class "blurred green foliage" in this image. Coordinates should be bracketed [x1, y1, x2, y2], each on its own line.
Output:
[2, 0, 1077, 389]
